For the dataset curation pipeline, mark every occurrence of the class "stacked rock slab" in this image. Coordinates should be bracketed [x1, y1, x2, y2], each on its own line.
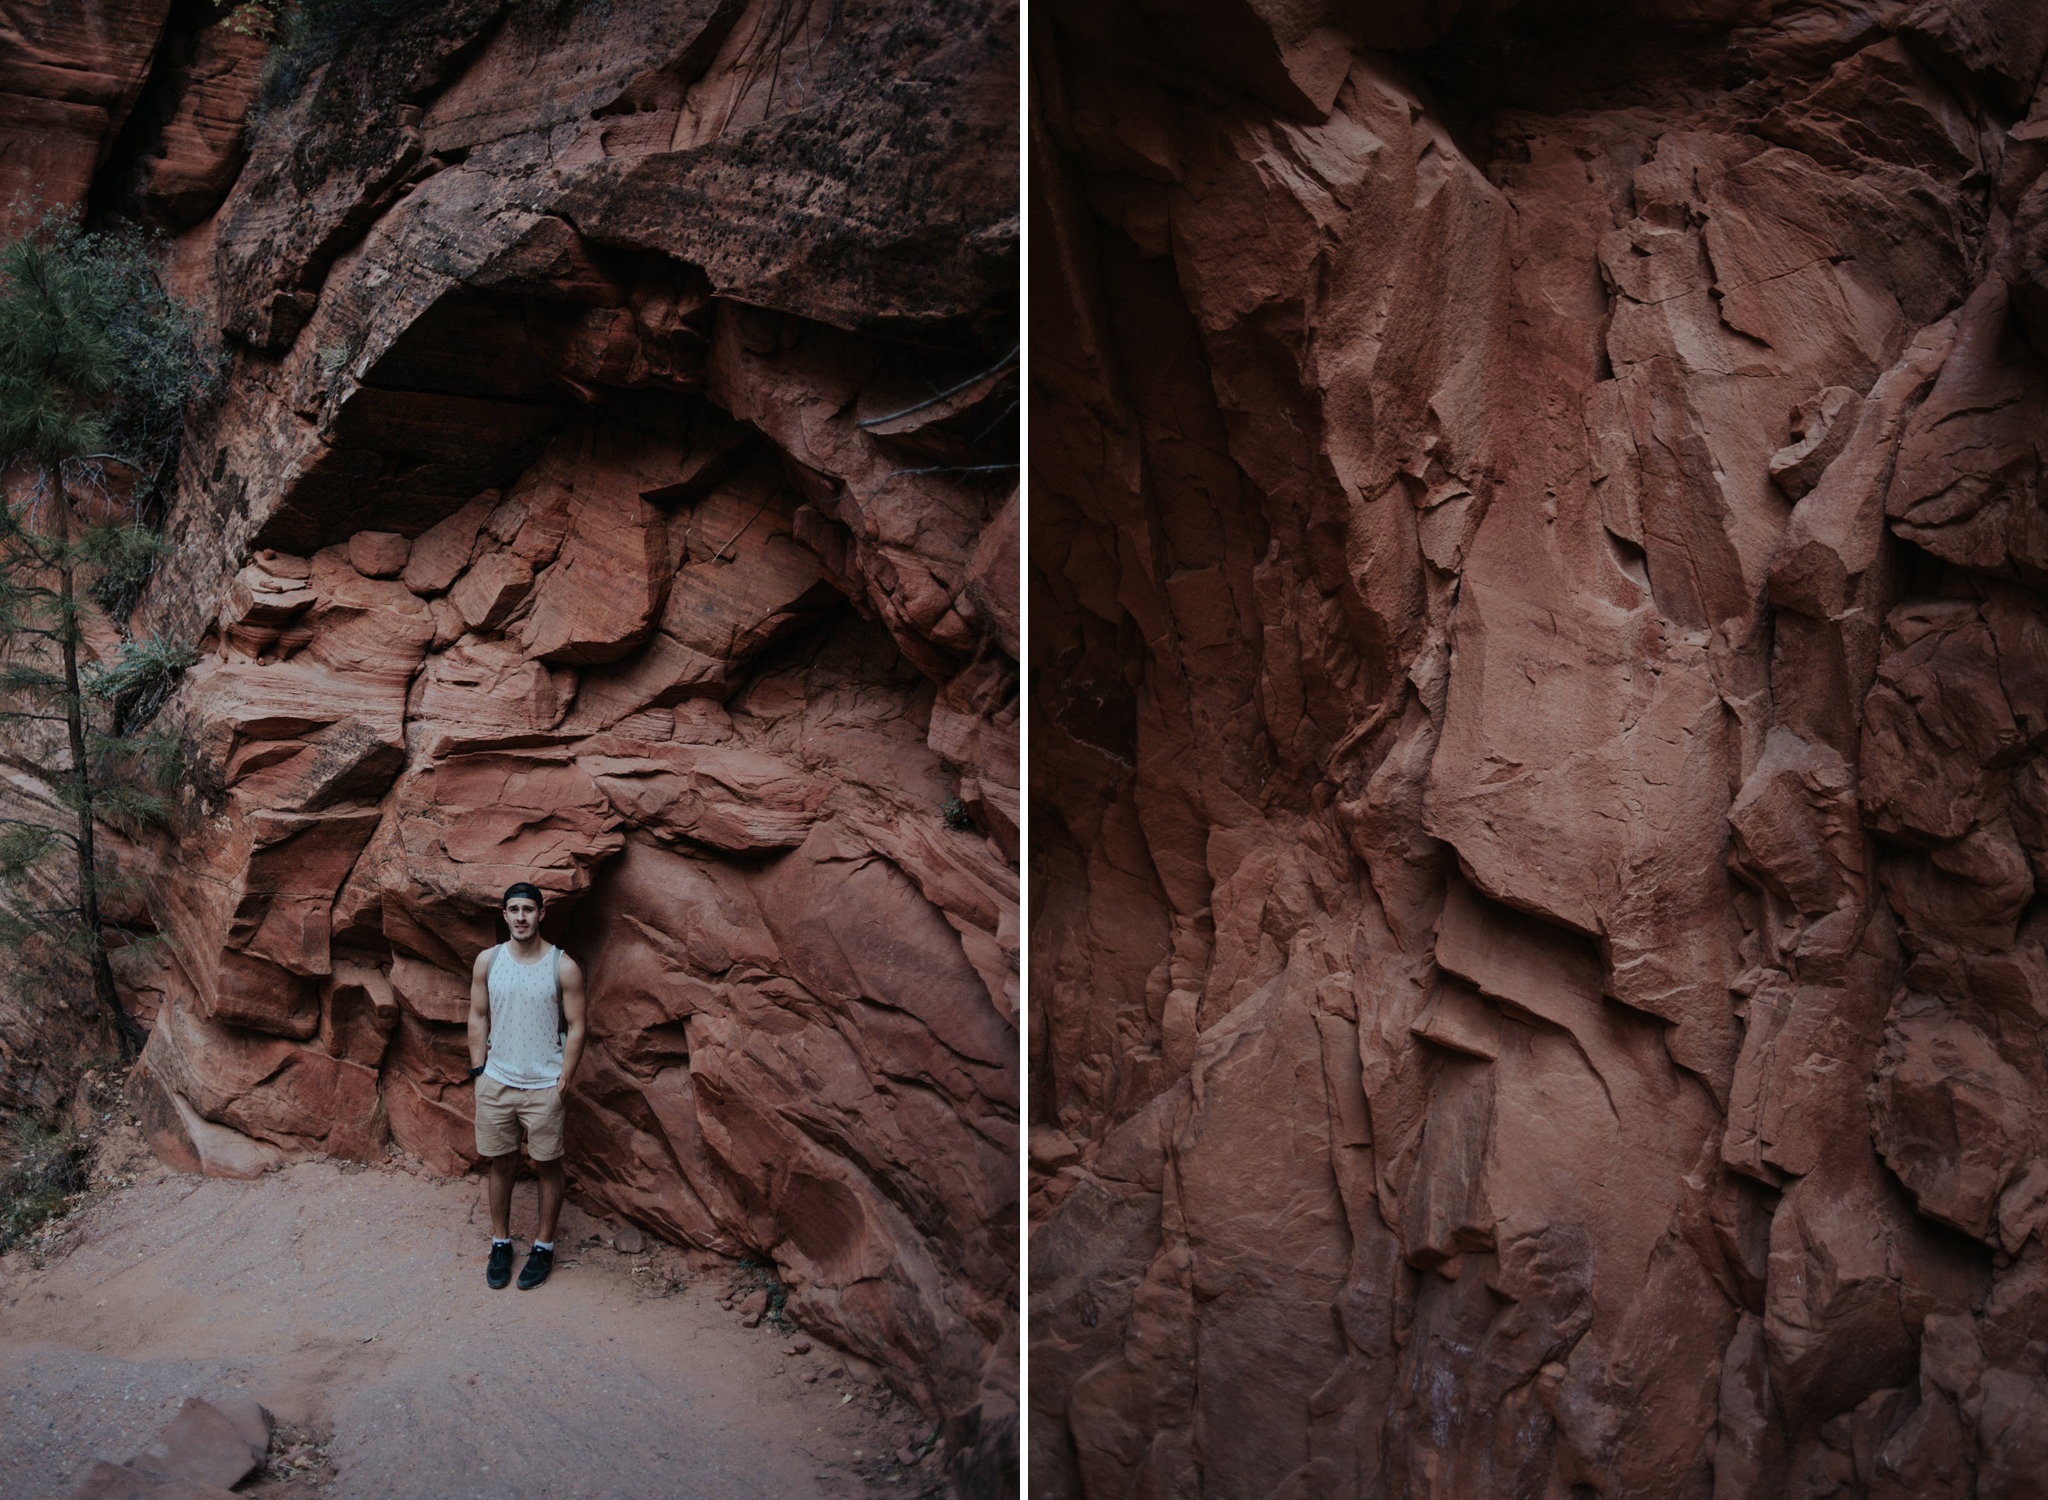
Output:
[1032, 1, 2048, 1496]
[2, 0, 1017, 1491]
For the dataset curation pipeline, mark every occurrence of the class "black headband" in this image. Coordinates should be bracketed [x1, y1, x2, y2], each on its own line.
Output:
[502, 882, 545, 908]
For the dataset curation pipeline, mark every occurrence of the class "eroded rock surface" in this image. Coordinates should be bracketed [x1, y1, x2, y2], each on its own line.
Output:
[0, 0, 172, 232]
[1033, 1, 2048, 1495]
[6, 0, 1015, 1491]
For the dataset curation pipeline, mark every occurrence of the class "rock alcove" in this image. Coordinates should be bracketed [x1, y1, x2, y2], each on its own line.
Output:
[4, 0, 1018, 1490]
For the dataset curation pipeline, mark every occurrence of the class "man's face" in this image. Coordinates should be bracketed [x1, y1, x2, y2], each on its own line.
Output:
[504, 897, 541, 940]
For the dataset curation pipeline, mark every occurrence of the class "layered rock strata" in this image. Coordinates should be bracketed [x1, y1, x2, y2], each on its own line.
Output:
[0, 0, 173, 231]
[1031, 1, 2048, 1495]
[6, 0, 1017, 1490]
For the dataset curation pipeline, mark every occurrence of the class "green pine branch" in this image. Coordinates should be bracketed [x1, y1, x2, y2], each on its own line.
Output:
[0, 207, 210, 1060]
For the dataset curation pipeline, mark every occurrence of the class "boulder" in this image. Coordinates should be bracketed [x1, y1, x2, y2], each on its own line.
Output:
[125, 1396, 269, 1488]
[1874, 1012, 2037, 1244]
[412, 636, 570, 757]
[517, 426, 675, 664]
[64, 1460, 239, 1500]
[64, 1394, 272, 1500]
[347, 531, 411, 579]
[128, 1061, 282, 1180]
[447, 552, 535, 632]
[1887, 281, 2048, 586]
[400, 490, 498, 595]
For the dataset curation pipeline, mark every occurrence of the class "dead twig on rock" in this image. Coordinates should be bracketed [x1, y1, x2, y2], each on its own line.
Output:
[855, 347, 1019, 430]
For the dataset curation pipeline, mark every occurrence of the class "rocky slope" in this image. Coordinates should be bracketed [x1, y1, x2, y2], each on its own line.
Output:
[1031, 1, 2048, 1495]
[6, 0, 1017, 1492]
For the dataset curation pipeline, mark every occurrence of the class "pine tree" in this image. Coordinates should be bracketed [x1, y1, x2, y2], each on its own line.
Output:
[0, 213, 208, 1060]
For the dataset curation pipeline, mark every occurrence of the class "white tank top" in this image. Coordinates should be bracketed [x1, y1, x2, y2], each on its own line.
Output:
[483, 942, 564, 1089]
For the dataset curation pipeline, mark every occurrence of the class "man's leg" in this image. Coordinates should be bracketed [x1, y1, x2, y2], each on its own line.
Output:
[535, 1157, 565, 1245]
[517, 1087, 566, 1290]
[476, 1077, 522, 1287]
[486, 1152, 518, 1240]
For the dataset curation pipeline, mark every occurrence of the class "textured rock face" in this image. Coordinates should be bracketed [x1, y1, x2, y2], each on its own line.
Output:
[0, 0, 173, 232]
[6, 0, 1016, 1489]
[1033, 2, 2048, 1496]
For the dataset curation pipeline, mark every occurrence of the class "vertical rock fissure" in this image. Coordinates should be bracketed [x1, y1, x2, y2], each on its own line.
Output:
[1033, 2, 2048, 1495]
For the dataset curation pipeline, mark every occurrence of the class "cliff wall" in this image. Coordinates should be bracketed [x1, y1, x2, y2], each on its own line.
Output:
[1030, 1, 2048, 1495]
[5, 0, 1018, 1491]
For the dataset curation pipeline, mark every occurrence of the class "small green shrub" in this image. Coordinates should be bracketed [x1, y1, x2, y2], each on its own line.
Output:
[0, 1118, 90, 1255]
[0, 209, 210, 496]
[89, 636, 200, 738]
[216, 1, 280, 37]
[239, 0, 413, 112]
[739, 1257, 792, 1324]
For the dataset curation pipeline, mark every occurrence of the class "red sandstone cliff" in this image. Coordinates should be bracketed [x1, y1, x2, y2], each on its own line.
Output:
[1031, 1, 2048, 1495]
[4, 0, 1017, 1491]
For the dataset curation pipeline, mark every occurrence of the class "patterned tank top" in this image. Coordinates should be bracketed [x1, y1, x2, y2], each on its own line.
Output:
[483, 942, 564, 1089]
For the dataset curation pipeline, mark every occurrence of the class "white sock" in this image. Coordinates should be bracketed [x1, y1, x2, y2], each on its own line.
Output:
[493, 1238, 512, 1246]
[534, 1241, 553, 1251]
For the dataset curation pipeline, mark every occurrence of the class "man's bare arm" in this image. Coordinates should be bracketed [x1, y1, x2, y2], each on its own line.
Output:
[558, 955, 587, 1089]
[467, 948, 493, 1073]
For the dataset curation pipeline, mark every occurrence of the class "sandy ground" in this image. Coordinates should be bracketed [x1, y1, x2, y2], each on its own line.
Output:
[0, 1130, 940, 1500]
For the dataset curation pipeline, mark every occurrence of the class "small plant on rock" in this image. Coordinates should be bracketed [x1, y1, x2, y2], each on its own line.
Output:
[0, 1115, 89, 1254]
[737, 1256, 792, 1325]
[216, 1, 280, 37]
[244, 0, 413, 111]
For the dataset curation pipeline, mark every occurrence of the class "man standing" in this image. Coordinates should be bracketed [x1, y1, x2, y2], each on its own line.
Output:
[467, 881, 587, 1290]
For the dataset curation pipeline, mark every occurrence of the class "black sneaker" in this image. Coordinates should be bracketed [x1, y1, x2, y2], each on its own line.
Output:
[486, 1240, 515, 1289]
[517, 1245, 555, 1290]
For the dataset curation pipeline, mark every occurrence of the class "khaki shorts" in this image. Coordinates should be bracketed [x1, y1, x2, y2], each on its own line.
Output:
[474, 1075, 565, 1161]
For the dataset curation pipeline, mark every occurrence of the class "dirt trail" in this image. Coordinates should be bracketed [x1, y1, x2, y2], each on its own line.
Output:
[0, 1143, 937, 1500]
